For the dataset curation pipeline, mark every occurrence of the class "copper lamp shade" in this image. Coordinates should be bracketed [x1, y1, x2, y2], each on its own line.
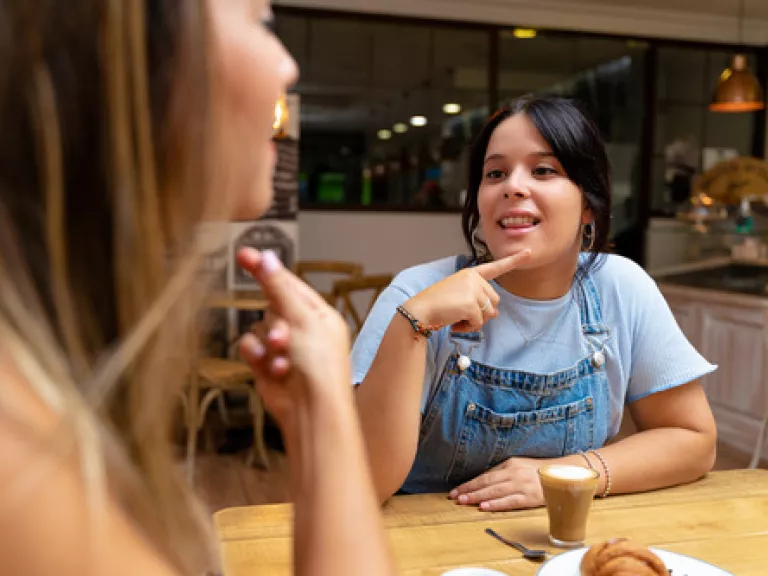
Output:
[709, 54, 765, 113]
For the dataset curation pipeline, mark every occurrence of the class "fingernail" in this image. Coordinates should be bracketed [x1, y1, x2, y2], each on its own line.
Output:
[458, 494, 468, 504]
[272, 356, 289, 373]
[449, 489, 458, 499]
[268, 327, 284, 342]
[261, 250, 282, 275]
[244, 339, 265, 361]
[480, 502, 490, 510]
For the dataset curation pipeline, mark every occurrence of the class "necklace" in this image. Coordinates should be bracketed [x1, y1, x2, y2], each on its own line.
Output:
[453, 284, 608, 372]
[453, 295, 573, 372]
[508, 291, 575, 347]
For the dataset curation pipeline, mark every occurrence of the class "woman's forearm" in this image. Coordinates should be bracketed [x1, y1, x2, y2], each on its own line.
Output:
[284, 390, 395, 576]
[557, 427, 717, 496]
[354, 313, 431, 502]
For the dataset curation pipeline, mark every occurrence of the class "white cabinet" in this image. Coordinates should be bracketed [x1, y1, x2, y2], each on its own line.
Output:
[660, 286, 768, 465]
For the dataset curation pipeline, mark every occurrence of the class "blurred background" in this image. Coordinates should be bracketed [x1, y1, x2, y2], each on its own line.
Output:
[267, 0, 768, 274]
[193, 1, 768, 507]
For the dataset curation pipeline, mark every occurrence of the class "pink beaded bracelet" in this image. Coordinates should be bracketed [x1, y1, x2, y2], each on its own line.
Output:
[589, 449, 612, 498]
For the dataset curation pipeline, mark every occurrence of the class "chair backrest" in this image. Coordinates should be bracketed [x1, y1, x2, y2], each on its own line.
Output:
[332, 273, 394, 338]
[294, 261, 364, 304]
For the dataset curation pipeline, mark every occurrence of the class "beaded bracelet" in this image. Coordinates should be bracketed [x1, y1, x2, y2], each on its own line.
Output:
[589, 449, 612, 498]
[396, 305, 441, 340]
[578, 451, 595, 472]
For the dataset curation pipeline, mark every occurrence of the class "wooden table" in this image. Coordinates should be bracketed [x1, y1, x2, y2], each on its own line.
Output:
[214, 469, 768, 575]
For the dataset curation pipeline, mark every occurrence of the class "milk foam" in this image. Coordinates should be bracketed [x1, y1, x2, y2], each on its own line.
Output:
[544, 465, 595, 480]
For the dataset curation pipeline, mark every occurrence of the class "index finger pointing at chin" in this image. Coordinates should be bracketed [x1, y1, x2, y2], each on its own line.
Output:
[475, 249, 532, 281]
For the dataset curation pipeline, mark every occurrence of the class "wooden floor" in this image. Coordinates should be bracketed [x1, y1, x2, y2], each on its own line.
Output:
[194, 450, 291, 512]
[193, 441, 766, 514]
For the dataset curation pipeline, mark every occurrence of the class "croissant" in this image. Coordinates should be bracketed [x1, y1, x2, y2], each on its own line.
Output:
[580, 538, 668, 576]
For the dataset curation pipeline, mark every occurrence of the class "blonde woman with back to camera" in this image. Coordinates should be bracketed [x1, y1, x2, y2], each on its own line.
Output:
[0, 1, 394, 575]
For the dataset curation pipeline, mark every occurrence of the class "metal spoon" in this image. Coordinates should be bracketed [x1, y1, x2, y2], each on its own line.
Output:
[485, 528, 548, 562]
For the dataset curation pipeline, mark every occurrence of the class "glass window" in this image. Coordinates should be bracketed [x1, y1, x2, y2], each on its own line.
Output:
[651, 47, 759, 216]
[274, 7, 764, 241]
[274, 12, 490, 210]
[498, 32, 648, 261]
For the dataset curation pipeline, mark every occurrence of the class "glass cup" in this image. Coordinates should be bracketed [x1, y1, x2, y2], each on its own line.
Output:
[538, 464, 600, 548]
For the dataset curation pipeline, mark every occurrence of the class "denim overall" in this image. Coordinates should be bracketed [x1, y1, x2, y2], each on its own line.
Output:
[400, 259, 612, 494]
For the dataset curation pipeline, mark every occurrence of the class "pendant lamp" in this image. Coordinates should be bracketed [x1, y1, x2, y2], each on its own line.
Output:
[709, 0, 764, 113]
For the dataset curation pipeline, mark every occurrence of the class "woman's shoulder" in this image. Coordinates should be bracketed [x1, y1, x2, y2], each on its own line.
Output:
[390, 256, 462, 296]
[589, 253, 662, 305]
[591, 253, 651, 281]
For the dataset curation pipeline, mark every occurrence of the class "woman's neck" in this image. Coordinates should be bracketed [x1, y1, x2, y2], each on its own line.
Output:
[494, 253, 580, 300]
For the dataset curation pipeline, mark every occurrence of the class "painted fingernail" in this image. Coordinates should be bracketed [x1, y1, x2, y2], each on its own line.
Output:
[244, 339, 265, 361]
[449, 489, 458, 499]
[268, 327, 284, 342]
[271, 356, 289, 373]
[261, 250, 282, 275]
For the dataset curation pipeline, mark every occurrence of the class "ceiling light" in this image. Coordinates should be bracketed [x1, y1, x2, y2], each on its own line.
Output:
[710, 54, 765, 113]
[410, 116, 428, 127]
[377, 129, 392, 140]
[393, 122, 408, 134]
[443, 103, 462, 114]
[710, 0, 765, 113]
[513, 28, 537, 39]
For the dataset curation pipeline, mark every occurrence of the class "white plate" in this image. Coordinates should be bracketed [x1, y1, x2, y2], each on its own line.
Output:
[536, 546, 733, 576]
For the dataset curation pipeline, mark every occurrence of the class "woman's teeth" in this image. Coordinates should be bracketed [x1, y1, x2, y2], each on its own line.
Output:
[500, 217, 539, 228]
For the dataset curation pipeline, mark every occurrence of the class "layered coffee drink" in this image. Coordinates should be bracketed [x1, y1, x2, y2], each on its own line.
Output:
[538, 464, 600, 548]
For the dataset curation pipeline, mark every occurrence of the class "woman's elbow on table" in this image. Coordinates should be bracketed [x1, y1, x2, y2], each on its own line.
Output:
[371, 457, 414, 506]
[693, 426, 718, 478]
[630, 379, 718, 482]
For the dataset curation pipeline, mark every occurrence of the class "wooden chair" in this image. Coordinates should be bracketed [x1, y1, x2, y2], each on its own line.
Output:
[332, 274, 394, 338]
[294, 261, 363, 304]
[183, 357, 270, 482]
[183, 296, 271, 483]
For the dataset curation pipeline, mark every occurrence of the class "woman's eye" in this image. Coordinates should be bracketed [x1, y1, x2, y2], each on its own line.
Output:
[532, 166, 558, 177]
[485, 169, 506, 180]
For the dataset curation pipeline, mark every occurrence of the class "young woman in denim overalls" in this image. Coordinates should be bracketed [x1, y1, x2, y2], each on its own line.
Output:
[352, 95, 718, 511]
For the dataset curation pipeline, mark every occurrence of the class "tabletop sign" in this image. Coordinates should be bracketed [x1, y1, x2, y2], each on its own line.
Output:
[693, 156, 768, 204]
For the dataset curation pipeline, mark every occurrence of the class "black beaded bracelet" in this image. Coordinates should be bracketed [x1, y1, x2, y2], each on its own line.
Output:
[396, 305, 435, 339]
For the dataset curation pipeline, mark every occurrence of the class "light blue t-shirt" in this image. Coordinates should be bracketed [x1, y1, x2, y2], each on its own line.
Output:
[350, 254, 717, 439]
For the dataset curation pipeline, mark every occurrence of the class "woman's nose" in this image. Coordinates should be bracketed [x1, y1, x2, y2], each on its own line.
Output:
[503, 169, 531, 199]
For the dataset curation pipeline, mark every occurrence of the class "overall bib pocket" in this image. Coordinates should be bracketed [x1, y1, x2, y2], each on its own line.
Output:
[446, 395, 595, 485]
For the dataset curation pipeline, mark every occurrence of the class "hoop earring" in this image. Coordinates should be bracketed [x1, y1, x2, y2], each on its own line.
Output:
[582, 222, 596, 252]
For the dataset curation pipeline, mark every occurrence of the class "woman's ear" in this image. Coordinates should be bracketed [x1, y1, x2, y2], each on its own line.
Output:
[581, 207, 594, 225]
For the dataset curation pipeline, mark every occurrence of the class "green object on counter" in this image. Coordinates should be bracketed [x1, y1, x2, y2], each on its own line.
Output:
[735, 215, 754, 234]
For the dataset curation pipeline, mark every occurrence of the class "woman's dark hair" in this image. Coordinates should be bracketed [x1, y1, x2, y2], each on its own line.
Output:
[461, 94, 611, 273]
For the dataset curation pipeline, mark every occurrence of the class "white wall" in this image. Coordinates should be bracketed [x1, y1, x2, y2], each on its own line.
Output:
[297, 211, 466, 275]
[275, 0, 768, 45]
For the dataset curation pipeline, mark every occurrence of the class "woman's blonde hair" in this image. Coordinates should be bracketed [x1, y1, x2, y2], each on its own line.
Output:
[0, 1, 239, 573]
